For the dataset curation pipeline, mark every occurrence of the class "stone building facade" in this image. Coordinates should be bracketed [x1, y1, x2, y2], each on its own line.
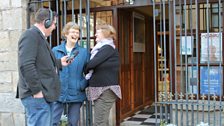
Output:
[0, 0, 28, 125]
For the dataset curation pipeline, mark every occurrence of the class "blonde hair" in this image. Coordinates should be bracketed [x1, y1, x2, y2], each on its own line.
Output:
[96, 24, 116, 40]
[61, 22, 80, 38]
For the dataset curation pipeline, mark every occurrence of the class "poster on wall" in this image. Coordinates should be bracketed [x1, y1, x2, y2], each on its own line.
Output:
[200, 66, 222, 96]
[188, 57, 198, 94]
[180, 36, 193, 55]
[200, 33, 222, 63]
[188, 66, 198, 94]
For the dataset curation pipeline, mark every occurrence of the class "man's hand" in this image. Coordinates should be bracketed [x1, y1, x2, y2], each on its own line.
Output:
[33, 91, 44, 98]
[61, 55, 72, 66]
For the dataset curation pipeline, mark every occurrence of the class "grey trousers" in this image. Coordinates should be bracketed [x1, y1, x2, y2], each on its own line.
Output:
[94, 89, 117, 126]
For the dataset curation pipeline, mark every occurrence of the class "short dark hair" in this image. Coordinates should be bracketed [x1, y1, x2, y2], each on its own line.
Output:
[34, 8, 57, 23]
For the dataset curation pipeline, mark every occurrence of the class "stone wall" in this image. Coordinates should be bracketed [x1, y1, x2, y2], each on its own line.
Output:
[0, 0, 28, 125]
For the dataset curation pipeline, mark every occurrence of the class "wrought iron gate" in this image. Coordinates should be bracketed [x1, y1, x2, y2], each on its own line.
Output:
[153, 0, 223, 126]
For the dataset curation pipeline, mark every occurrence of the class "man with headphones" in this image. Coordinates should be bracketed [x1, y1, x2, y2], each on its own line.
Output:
[16, 8, 71, 126]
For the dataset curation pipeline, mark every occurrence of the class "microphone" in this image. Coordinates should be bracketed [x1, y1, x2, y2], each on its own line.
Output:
[66, 50, 79, 63]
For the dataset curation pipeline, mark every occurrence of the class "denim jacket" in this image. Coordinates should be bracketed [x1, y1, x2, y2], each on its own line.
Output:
[52, 41, 89, 103]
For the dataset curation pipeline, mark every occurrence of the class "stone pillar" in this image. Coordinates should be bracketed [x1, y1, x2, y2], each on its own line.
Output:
[0, 0, 28, 125]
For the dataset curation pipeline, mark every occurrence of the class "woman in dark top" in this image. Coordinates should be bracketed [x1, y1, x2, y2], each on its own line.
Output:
[85, 24, 122, 126]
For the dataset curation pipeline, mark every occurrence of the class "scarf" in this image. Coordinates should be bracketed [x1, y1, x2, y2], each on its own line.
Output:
[85, 38, 115, 80]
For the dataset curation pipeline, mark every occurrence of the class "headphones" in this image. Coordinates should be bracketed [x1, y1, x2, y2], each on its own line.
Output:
[44, 9, 53, 29]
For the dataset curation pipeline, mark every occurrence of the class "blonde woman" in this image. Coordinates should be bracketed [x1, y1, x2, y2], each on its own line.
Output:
[85, 24, 122, 126]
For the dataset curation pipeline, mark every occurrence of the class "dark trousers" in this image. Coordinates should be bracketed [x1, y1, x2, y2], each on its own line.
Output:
[52, 102, 82, 126]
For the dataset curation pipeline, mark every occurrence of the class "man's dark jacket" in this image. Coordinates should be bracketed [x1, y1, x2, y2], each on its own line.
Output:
[16, 26, 62, 102]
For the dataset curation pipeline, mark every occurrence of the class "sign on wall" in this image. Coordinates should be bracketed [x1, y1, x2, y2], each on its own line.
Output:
[200, 66, 222, 96]
[180, 36, 193, 55]
[200, 33, 222, 63]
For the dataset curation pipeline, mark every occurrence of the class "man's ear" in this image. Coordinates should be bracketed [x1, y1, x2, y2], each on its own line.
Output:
[41, 20, 46, 28]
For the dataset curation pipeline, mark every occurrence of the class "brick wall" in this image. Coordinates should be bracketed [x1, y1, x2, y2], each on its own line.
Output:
[0, 0, 27, 125]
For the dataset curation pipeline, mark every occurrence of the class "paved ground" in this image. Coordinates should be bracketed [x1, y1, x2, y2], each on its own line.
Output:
[120, 105, 170, 126]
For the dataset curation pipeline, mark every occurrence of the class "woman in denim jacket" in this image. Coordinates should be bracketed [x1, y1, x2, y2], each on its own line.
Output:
[52, 22, 89, 126]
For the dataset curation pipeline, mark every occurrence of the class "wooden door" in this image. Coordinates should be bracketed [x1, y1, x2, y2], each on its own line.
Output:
[117, 10, 132, 121]
[117, 8, 155, 123]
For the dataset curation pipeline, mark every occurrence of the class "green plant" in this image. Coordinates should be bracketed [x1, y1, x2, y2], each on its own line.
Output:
[160, 120, 177, 126]
[160, 120, 167, 126]
[60, 120, 68, 126]
[59, 115, 68, 126]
